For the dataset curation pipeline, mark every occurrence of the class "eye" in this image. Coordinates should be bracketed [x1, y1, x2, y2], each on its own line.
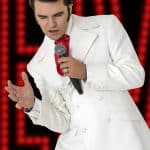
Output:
[54, 12, 64, 17]
[37, 15, 47, 19]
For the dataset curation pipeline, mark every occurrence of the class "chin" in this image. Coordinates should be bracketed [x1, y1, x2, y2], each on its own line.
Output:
[47, 33, 62, 41]
[46, 35, 56, 40]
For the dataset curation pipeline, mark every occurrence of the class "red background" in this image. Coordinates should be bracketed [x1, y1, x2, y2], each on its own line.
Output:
[0, 0, 150, 149]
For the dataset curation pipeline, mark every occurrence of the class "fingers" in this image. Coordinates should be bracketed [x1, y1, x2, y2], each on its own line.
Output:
[5, 80, 21, 102]
[21, 72, 29, 86]
[8, 93, 19, 102]
[7, 80, 18, 91]
[5, 85, 22, 110]
[59, 63, 70, 75]
[58, 57, 86, 79]
[63, 68, 69, 75]
[15, 103, 22, 109]
[6, 85, 23, 109]
[5, 84, 14, 97]
[58, 57, 70, 64]
[59, 62, 69, 70]
[58, 57, 70, 75]
[5, 74, 33, 110]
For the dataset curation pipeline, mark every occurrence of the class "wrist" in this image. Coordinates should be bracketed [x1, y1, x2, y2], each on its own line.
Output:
[24, 96, 35, 112]
[24, 106, 33, 112]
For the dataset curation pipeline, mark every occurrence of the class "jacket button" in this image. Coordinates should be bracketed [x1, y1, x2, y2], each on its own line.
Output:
[99, 95, 103, 101]
[82, 128, 87, 133]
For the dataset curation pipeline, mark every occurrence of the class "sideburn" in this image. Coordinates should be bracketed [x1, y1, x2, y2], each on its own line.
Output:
[67, 6, 71, 21]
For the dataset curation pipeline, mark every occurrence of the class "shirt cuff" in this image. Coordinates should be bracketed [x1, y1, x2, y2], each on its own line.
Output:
[25, 97, 41, 119]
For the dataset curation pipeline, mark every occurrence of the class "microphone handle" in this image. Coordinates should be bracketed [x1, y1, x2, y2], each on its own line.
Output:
[59, 54, 83, 94]
[70, 78, 83, 94]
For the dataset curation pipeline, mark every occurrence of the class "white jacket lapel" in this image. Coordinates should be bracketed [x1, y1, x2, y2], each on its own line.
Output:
[70, 15, 99, 61]
[37, 36, 55, 62]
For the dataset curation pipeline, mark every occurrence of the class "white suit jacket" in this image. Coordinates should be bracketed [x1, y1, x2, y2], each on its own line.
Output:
[27, 14, 149, 150]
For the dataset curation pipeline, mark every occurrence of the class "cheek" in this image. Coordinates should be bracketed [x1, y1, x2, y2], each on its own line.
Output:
[59, 20, 68, 31]
[36, 18, 46, 28]
[37, 21, 47, 30]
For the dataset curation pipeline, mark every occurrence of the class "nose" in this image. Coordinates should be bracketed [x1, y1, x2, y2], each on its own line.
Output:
[47, 17, 56, 28]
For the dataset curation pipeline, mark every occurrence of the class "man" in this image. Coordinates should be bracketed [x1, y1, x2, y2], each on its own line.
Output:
[5, 0, 150, 149]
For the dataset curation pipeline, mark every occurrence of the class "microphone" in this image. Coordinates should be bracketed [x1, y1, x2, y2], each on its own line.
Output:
[55, 44, 83, 94]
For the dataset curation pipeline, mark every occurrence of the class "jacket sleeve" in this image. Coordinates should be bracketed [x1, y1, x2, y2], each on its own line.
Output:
[26, 64, 70, 133]
[86, 15, 145, 91]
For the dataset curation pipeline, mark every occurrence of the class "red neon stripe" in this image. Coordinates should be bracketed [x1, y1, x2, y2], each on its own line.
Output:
[130, 0, 150, 107]
[109, 0, 122, 20]
[73, 0, 84, 15]
[0, 0, 9, 149]
[93, 0, 105, 14]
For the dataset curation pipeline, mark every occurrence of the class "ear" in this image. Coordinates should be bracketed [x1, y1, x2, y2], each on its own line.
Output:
[69, 4, 73, 13]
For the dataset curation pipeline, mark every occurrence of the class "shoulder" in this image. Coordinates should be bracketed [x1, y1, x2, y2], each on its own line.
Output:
[72, 14, 120, 28]
[27, 36, 50, 72]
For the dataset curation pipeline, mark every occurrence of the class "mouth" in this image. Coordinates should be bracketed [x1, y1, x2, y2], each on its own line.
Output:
[48, 30, 59, 34]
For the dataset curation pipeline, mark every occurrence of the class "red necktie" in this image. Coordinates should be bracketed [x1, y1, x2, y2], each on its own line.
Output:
[55, 34, 70, 76]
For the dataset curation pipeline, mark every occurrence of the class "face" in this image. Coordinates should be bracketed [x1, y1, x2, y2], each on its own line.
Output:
[34, 0, 72, 40]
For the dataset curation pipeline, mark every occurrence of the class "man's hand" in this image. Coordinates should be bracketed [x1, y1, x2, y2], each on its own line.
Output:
[58, 57, 87, 80]
[5, 72, 35, 110]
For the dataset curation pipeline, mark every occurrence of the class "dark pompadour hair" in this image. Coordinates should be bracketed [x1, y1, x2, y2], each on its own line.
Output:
[29, 0, 73, 9]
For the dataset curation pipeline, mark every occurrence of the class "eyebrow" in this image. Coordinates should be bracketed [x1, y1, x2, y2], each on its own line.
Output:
[37, 11, 64, 18]
[37, 15, 47, 18]
[53, 11, 64, 16]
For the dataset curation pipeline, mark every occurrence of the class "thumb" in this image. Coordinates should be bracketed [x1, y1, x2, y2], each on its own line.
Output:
[21, 72, 30, 86]
[15, 103, 23, 109]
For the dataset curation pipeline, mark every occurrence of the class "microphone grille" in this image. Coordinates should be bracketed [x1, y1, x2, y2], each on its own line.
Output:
[55, 44, 66, 56]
